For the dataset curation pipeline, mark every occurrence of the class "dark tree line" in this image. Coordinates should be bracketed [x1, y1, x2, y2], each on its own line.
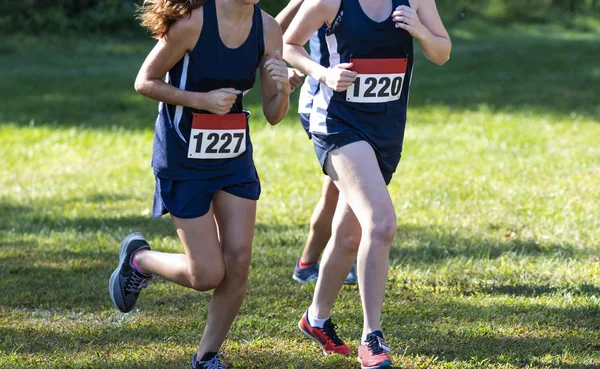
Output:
[1, 0, 598, 33]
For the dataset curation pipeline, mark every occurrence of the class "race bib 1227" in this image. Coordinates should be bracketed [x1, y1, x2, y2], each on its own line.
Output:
[188, 113, 247, 159]
[346, 58, 408, 103]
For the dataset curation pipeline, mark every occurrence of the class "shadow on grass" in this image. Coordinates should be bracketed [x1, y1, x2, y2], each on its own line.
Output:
[0, 202, 597, 310]
[390, 299, 600, 367]
[390, 224, 589, 263]
[480, 283, 600, 297]
[1, 290, 598, 368]
[0, 28, 598, 131]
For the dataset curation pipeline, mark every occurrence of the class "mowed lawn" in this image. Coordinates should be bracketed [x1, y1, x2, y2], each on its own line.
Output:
[1, 20, 599, 369]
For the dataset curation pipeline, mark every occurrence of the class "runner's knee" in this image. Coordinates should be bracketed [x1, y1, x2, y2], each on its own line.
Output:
[223, 245, 252, 282]
[366, 215, 396, 247]
[188, 260, 225, 291]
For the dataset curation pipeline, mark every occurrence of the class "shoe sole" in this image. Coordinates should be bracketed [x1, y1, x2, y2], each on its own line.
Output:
[358, 359, 393, 369]
[298, 320, 331, 356]
[108, 232, 146, 313]
[292, 274, 317, 284]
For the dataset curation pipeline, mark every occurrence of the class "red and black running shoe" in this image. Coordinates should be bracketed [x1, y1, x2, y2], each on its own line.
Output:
[298, 310, 351, 356]
[358, 330, 393, 369]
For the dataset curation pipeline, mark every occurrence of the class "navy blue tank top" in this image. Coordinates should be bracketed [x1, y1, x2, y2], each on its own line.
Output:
[152, 1, 264, 180]
[309, 0, 414, 160]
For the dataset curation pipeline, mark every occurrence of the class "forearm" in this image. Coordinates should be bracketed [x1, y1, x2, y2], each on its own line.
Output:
[135, 78, 206, 110]
[263, 91, 290, 125]
[417, 30, 451, 65]
[284, 44, 328, 83]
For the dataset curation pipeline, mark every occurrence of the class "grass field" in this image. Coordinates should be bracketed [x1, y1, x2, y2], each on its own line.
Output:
[1, 19, 599, 369]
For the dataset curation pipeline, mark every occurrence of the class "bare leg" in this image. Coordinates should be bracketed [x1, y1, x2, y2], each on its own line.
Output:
[196, 190, 256, 357]
[135, 190, 256, 358]
[135, 207, 224, 291]
[310, 197, 360, 318]
[313, 141, 396, 337]
[299, 176, 339, 264]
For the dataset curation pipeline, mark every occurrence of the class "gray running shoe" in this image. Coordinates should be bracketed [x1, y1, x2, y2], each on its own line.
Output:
[344, 261, 358, 285]
[191, 352, 226, 369]
[108, 232, 152, 313]
[293, 261, 319, 284]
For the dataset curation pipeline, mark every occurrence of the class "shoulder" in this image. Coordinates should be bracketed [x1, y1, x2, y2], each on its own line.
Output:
[304, 0, 341, 15]
[261, 10, 284, 54]
[166, 6, 204, 51]
[302, 0, 342, 25]
[261, 9, 283, 36]
[409, 0, 431, 12]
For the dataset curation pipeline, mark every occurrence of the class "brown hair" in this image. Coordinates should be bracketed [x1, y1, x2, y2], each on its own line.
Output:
[138, 0, 208, 38]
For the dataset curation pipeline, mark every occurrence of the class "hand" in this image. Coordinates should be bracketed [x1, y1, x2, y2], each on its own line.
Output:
[392, 5, 428, 40]
[288, 68, 305, 92]
[199, 88, 240, 115]
[324, 63, 357, 92]
[264, 49, 292, 95]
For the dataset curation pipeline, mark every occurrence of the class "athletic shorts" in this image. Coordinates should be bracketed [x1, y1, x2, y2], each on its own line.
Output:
[299, 113, 312, 139]
[311, 131, 395, 185]
[152, 165, 261, 219]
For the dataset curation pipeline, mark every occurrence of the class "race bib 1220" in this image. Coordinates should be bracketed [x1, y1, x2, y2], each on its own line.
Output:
[346, 58, 408, 103]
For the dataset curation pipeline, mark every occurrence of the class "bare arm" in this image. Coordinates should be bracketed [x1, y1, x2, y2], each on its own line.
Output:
[393, 0, 451, 65]
[260, 13, 291, 125]
[283, 0, 357, 92]
[134, 8, 240, 115]
[275, 0, 304, 33]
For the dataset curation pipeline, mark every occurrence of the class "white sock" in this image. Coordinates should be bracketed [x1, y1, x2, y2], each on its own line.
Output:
[308, 308, 329, 328]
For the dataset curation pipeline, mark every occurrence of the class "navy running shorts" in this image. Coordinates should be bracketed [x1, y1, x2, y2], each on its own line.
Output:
[299, 113, 312, 139]
[312, 131, 394, 185]
[152, 165, 261, 219]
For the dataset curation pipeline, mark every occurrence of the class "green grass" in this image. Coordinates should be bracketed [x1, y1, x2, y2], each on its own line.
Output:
[1, 20, 600, 369]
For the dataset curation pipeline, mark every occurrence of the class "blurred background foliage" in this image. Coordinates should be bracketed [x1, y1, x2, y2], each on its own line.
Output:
[0, 0, 599, 34]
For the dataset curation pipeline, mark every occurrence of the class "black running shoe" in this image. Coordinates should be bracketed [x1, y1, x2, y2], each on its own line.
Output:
[109, 232, 152, 313]
[190, 352, 226, 369]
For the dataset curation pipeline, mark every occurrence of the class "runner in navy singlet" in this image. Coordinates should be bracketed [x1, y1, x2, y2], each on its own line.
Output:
[108, 1, 290, 368]
[276, 1, 358, 286]
[284, 0, 450, 367]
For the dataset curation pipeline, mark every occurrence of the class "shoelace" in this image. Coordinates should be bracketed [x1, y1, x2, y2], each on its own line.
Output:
[199, 354, 226, 369]
[125, 271, 151, 293]
[322, 320, 344, 346]
[366, 334, 390, 355]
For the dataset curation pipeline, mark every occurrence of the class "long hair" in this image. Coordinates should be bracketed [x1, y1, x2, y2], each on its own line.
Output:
[138, 0, 208, 38]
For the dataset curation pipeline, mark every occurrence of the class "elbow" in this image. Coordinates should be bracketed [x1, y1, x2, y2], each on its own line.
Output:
[282, 44, 292, 64]
[266, 114, 284, 126]
[437, 44, 452, 65]
[134, 78, 145, 95]
[265, 107, 288, 126]
[435, 53, 450, 66]
[134, 74, 151, 96]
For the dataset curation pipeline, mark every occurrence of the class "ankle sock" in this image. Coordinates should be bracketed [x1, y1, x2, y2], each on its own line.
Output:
[298, 260, 316, 269]
[307, 308, 329, 328]
[131, 249, 149, 275]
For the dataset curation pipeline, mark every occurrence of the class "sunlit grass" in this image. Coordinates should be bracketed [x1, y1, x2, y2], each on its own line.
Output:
[1, 22, 599, 369]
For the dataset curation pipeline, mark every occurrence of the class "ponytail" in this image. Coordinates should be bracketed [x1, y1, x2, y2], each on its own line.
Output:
[138, 0, 208, 38]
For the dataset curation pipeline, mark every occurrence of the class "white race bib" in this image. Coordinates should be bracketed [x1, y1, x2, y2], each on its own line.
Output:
[346, 58, 408, 103]
[188, 113, 247, 159]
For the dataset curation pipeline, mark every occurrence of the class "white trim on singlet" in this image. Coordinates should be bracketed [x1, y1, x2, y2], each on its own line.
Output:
[309, 34, 341, 134]
[406, 64, 413, 107]
[298, 31, 323, 114]
[173, 53, 190, 143]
